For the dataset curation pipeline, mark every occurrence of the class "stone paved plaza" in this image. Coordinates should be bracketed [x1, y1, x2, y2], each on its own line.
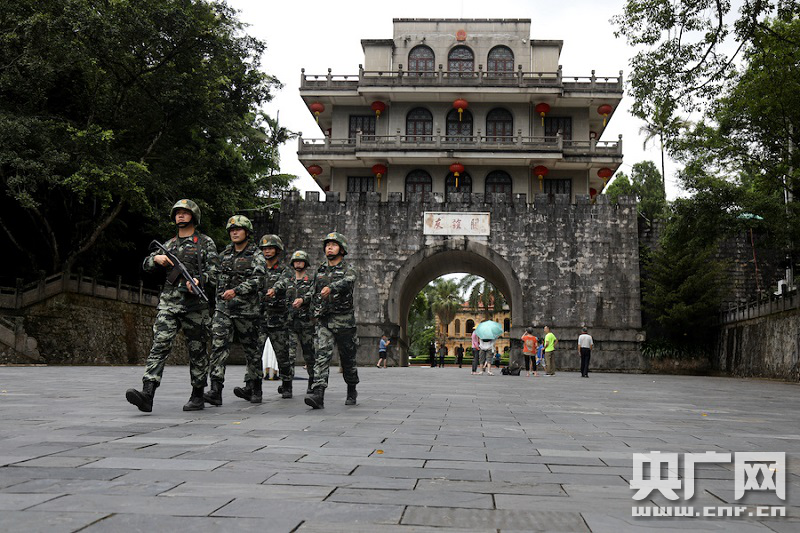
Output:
[0, 365, 797, 532]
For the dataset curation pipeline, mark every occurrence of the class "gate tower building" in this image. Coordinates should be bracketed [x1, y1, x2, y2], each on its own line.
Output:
[276, 18, 643, 368]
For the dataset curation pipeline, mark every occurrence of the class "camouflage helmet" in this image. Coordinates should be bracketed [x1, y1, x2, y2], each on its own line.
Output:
[225, 214, 253, 234]
[258, 234, 284, 251]
[322, 231, 348, 256]
[290, 250, 310, 266]
[170, 199, 201, 225]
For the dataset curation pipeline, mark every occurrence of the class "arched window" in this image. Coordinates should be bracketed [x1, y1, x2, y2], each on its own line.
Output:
[446, 109, 473, 141]
[445, 172, 472, 200]
[408, 46, 435, 76]
[448, 46, 474, 75]
[486, 108, 513, 142]
[466, 319, 475, 334]
[405, 170, 432, 198]
[455, 319, 461, 335]
[406, 108, 433, 142]
[485, 170, 513, 201]
[487, 46, 514, 75]
[504, 318, 510, 332]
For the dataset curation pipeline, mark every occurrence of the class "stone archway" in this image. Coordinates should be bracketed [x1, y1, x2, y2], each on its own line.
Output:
[385, 238, 524, 365]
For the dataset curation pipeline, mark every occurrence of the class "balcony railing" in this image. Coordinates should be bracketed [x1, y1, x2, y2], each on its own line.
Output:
[300, 65, 623, 92]
[298, 131, 622, 156]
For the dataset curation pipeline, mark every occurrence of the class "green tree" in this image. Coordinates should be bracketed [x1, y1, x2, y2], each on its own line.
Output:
[407, 289, 435, 357]
[458, 274, 506, 317]
[429, 278, 462, 344]
[603, 162, 666, 223]
[0, 0, 287, 279]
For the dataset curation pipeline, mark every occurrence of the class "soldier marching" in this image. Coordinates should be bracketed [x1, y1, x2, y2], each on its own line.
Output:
[126, 200, 362, 413]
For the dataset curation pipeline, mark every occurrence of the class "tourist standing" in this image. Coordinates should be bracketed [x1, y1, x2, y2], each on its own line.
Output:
[478, 337, 495, 375]
[204, 216, 266, 405]
[305, 232, 360, 409]
[471, 331, 480, 374]
[438, 344, 446, 368]
[377, 334, 389, 368]
[126, 200, 218, 413]
[521, 327, 538, 377]
[577, 326, 594, 378]
[543, 325, 558, 376]
[456, 344, 464, 368]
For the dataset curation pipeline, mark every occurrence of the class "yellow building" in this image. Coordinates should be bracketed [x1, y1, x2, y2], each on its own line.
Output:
[435, 303, 511, 358]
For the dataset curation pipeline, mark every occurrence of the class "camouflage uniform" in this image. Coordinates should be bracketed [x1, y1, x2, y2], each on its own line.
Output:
[262, 262, 291, 381]
[311, 257, 359, 391]
[142, 232, 217, 388]
[280, 252, 316, 390]
[208, 238, 266, 384]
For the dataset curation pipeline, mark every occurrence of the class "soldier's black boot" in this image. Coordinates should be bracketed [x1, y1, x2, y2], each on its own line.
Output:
[203, 380, 223, 406]
[126, 381, 157, 413]
[250, 379, 262, 404]
[233, 381, 253, 402]
[304, 386, 325, 409]
[345, 383, 358, 406]
[281, 380, 292, 399]
[306, 370, 314, 395]
[183, 386, 205, 411]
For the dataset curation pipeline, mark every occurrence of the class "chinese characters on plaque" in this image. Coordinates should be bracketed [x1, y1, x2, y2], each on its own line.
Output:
[423, 212, 490, 236]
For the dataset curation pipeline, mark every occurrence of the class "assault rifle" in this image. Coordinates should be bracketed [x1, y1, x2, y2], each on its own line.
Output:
[149, 240, 209, 303]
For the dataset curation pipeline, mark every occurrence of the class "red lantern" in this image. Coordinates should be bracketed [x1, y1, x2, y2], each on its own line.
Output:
[309, 102, 325, 123]
[371, 101, 386, 119]
[533, 165, 549, 192]
[597, 167, 613, 190]
[589, 187, 598, 197]
[449, 162, 465, 187]
[371, 163, 387, 188]
[597, 104, 613, 127]
[306, 165, 323, 178]
[534, 103, 551, 127]
[453, 99, 469, 121]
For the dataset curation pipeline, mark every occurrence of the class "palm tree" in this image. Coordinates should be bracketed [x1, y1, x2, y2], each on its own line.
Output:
[639, 99, 690, 196]
[429, 279, 462, 343]
[458, 274, 507, 317]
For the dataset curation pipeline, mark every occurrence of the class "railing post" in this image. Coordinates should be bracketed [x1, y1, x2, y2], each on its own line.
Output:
[139, 280, 144, 304]
[476, 129, 482, 147]
[478, 64, 483, 85]
[557, 65, 563, 85]
[617, 134, 623, 154]
[591, 138, 597, 152]
[326, 68, 332, 87]
[517, 64, 523, 87]
[298, 135, 304, 152]
[76, 268, 84, 293]
[117, 276, 122, 300]
[358, 63, 364, 81]
[516, 129, 523, 147]
[395, 128, 401, 147]
[618, 69, 624, 90]
[398, 63, 403, 80]
[355, 130, 362, 149]
[591, 69, 596, 88]
[435, 128, 441, 148]
[324, 133, 330, 149]
[300, 67, 305, 88]
[557, 131, 563, 151]
[438, 64, 443, 83]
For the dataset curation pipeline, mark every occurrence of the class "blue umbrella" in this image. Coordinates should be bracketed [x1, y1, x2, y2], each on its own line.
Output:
[475, 320, 503, 340]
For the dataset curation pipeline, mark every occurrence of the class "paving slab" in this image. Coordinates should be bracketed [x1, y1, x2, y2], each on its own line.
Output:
[0, 366, 797, 532]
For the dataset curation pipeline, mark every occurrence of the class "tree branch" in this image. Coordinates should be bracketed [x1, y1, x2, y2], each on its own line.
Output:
[63, 200, 125, 273]
[0, 214, 38, 269]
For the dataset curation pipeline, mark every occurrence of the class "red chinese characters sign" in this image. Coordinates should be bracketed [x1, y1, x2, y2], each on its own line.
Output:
[423, 212, 490, 236]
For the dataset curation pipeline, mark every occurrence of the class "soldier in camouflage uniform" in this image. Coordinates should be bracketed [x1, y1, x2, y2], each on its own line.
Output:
[259, 234, 293, 398]
[125, 199, 218, 413]
[203, 215, 266, 405]
[281, 250, 316, 395]
[305, 232, 360, 409]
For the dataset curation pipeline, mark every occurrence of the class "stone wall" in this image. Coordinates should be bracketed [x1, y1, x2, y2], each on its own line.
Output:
[259, 191, 645, 369]
[715, 306, 800, 381]
[0, 293, 189, 366]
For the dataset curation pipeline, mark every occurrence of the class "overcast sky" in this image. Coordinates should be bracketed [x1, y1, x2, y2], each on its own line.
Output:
[228, 0, 684, 199]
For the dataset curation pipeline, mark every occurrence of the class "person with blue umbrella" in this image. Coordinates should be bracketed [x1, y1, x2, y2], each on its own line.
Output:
[475, 320, 503, 375]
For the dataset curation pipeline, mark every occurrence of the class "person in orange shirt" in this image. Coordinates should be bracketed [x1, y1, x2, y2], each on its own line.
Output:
[521, 327, 539, 377]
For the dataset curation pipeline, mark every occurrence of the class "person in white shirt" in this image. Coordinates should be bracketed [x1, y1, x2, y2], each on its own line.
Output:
[478, 337, 496, 375]
[577, 326, 594, 378]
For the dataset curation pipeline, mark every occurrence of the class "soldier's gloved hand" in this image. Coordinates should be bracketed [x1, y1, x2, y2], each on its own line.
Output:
[321, 287, 331, 299]
[267, 288, 276, 298]
[292, 298, 303, 309]
[154, 254, 174, 267]
[186, 278, 199, 292]
[222, 289, 236, 300]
